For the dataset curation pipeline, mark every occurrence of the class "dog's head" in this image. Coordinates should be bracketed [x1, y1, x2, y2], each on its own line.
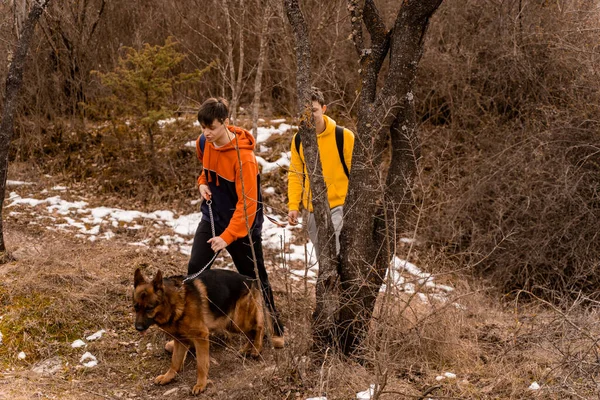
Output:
[132, 268, 165, 333]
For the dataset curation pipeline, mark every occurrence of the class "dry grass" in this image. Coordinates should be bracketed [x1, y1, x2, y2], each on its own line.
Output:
[2, 113, 598, 398]
[0, 217, 598, 399]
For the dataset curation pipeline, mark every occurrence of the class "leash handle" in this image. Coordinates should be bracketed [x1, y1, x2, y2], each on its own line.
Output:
[206, 199, 216, 238]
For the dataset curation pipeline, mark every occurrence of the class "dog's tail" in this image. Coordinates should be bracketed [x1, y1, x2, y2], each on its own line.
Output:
[247, 278, 284, 346]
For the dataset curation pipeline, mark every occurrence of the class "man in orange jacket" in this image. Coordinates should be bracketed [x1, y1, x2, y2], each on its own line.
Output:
[189, 97, 283, 347]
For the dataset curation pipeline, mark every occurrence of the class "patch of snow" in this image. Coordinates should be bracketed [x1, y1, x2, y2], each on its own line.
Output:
[436, 372, 457, 381]
[7, 180, 34, 186]
[168, 212, 202, 236]
[289, 269, 317, 278]
[80, 352, 98, 368]
[86, 329, 105, 341]
[356, 384, 375, 399]
[399, 237, 417, 244]
[256, 152, 290, 173]
[157, 118, 177, 128]
[71, 339, 86, 348]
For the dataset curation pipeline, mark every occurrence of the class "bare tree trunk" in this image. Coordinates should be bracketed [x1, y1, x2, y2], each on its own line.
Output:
[336, 0, 443, 354]
[12, 0, 27, 39]
[223, 0, 245, 122]
[284, 0, 442, 356]
[0, 0, 51, 257]
[283, 0, 340, 352]
[252, 2, 273, 137]
[233, 0, 245, 121]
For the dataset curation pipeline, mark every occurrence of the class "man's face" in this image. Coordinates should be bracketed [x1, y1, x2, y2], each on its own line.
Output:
[201, 118, 229, 143]
[311, 101, 326, 125]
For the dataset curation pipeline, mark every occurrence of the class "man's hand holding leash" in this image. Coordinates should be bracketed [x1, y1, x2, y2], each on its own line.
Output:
[287, 210, 299, 226]
[208, 237, 227, 252]
[199, 184, 211, 200]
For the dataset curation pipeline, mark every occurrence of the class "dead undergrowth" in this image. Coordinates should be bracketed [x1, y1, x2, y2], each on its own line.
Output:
[0, 214, 598, 399]
[0, 115, 597, 398]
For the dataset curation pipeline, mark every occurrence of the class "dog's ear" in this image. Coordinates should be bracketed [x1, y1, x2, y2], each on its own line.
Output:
[134, 268, 146, 287]
[152, 270, 164, 292]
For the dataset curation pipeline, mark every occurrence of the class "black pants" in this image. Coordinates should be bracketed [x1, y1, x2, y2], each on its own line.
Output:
[188, 219, 283, 336]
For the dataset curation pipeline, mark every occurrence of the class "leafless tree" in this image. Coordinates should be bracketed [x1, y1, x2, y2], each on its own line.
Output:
[251, 1, 275, 137]
[12, 0, 27, 39]
[222, 0, 246, 122]
[284, 0, 342, 352]
[38, 0, 106, 118]
[285, 0, 443, 355]
[0, 0, 51, 258]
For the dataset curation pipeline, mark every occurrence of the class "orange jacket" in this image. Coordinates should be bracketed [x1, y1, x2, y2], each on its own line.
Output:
[196, 126, 263, 245]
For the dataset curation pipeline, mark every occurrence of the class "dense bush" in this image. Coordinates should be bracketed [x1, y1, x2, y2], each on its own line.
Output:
[416, 0, 600, 300]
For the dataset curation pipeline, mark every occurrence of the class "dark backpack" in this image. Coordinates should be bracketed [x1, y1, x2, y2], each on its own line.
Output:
[294, 125, 350, 178]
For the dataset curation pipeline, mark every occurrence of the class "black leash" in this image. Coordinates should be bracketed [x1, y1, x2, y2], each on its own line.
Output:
[183, 199, 221, 283]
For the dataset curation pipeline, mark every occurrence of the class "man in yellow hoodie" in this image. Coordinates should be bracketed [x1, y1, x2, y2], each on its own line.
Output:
[287, 88, 355, 259]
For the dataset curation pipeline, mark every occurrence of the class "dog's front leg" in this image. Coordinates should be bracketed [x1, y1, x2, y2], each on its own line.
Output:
[154, 340, 187, 385]
[191, 332, 210, 394]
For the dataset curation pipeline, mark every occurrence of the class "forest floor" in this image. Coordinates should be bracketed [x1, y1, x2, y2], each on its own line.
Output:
[0, 116, 598, 399]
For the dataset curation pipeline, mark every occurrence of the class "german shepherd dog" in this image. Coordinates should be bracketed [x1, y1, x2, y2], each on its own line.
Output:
[133, 268, 266, 394]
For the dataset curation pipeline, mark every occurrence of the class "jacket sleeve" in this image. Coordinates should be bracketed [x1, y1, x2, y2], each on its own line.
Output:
[344, 128, 355, 171]
[196, 136, 207, 186]
[220, 157, 259, 245]
[287, 133, 304, 211]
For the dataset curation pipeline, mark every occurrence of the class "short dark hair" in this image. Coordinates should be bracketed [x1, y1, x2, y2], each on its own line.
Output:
[197, 97, 229, 126]
[311, 87, 325, 106]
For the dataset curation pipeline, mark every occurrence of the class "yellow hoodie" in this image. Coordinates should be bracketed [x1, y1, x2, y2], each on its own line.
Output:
[288, 115, 355, 212]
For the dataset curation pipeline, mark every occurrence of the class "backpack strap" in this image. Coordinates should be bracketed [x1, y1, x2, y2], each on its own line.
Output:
[294, 133, 301, 155]
[199, 134, 208, 182]
[199, 134, 206, 153]
[335, 126, 350, 179]
[293, 127, 350, 179]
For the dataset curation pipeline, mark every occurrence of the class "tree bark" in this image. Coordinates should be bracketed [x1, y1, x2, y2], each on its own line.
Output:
[12, 0, 27, 39]
[283, 0, 340, 352]
[337, 0, 443, 354]
[252, 2, 273, 137]
[0, 0, 51, 257]
[223, 0, 245, 122]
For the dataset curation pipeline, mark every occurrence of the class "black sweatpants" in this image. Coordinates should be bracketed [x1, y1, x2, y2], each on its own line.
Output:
[188, 219, 283, 336]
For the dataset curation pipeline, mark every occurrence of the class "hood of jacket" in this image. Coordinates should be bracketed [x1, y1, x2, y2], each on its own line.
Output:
[196, 125, 257, 185]
[212, 125, 256, 153]
[317, 115, 337, 139]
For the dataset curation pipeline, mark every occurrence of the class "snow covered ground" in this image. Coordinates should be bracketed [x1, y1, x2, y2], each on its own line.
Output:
[5, 120, 453, 303]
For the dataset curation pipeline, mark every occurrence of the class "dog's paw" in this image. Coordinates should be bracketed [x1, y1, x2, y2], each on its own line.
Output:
[241, 345, 261, 359]
[191, 380, 209, 395]
[272, 335, 285, 349]
[154, 372, 175, 385]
